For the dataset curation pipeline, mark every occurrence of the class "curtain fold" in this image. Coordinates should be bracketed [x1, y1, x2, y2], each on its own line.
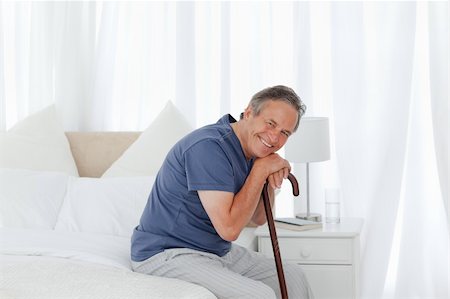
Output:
[428, 2, 449, 223]
[0, 2, 448, 298]
[175, 1, 196, 127]
[87, 1, 118, 131]
[54, 2, 95, 131]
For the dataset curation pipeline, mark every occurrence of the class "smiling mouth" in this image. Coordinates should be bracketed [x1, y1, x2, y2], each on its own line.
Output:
[259, 137, 273, 148]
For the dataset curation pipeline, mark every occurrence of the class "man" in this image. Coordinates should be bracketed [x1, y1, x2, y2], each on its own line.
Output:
[131, 85, 313, 298]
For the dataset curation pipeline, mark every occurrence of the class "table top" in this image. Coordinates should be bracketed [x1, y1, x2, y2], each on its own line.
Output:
[254, 217, 364, 238]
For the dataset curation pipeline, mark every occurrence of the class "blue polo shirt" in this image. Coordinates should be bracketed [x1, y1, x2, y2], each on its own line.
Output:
[131, 114, 254, 262]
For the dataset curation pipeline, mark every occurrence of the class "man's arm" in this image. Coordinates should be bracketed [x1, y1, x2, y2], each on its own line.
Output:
[250, 166, 291, 225]
[198, 153, 290, 241]
[249, 187, 274, 226]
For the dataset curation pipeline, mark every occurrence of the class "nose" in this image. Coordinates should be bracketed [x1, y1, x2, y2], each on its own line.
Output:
[267, 128, 280, 144]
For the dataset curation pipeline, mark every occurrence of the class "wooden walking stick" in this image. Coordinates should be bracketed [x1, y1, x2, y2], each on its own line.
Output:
[262, 173, 299, 299]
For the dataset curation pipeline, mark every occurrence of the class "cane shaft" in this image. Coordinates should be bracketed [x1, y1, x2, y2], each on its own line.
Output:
[262, 173, 298, 299]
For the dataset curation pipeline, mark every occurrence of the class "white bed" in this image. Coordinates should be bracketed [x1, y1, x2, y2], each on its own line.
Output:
[0, 103, 257, 299]
[0, 229, 216, 299]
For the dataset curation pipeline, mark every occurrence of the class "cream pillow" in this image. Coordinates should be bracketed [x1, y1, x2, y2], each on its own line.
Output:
[102, 101, 193, 177]
[0, 105, 79, 176]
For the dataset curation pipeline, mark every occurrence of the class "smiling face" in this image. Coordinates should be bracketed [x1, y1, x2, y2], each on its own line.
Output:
[239, 100, 299, 159]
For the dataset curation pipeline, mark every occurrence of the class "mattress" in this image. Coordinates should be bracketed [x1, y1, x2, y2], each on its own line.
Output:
[0, 228, 216, 299]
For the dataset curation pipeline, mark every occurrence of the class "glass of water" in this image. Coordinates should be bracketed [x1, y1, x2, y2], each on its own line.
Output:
[325, 188, 341, 224]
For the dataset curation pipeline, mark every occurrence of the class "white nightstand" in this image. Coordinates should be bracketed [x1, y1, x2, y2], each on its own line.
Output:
[255, 218, 363, 299]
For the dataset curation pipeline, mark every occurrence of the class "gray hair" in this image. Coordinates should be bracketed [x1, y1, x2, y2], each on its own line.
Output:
[241, 85, 306, 132]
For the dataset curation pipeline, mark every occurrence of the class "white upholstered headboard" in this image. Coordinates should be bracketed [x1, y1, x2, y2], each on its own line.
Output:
[65, 132, 140, 178]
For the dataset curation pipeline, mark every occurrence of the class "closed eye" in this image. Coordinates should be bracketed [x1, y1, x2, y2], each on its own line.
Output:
[266, 121, 275, 128]
[282, 130, 291, 137]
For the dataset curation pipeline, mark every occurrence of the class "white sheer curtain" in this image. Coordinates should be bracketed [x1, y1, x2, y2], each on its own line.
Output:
[0, 1, 448, 298]
[0, 1, 95, 130]
[328, 3, 448, 298]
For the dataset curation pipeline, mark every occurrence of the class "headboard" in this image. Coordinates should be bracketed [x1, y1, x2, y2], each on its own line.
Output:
[65, 132, 140, 178]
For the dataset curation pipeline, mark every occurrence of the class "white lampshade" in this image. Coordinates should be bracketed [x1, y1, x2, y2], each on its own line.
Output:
[285, 117, 330, 163]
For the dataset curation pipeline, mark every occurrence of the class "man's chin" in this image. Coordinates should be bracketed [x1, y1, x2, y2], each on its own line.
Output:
[256, 149, 277, 158]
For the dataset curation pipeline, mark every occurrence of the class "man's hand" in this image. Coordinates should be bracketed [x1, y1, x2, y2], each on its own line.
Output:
[253, 153, 291, 189]
[267, 167, 290, 190]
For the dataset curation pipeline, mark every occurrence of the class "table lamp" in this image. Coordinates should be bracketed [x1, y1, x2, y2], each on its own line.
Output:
[285, 117, 330, 222]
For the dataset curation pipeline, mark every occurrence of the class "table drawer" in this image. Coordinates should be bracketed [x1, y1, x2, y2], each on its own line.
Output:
[258, 237, 353, 264]
[301, 264, 354, 299]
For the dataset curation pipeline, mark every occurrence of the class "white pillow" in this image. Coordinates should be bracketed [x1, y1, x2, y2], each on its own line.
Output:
[55, 176, 155, 238]
[102, 101, 193, 177]
[0, 168, 70, 229]
[0, 105, 79, 176]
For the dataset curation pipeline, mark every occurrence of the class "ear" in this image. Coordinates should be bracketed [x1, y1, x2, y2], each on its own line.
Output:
[243, 106, 252, 119]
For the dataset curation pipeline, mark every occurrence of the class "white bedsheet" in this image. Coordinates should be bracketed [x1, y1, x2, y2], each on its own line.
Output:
[0, 228, 216, 299]
[0, 228, 131, 270]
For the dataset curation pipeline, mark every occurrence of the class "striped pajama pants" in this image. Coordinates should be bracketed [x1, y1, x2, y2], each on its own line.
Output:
[131, 244, 313, 299]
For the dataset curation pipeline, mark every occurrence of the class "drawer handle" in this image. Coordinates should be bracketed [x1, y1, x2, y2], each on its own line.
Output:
[300, 248, 311, 258]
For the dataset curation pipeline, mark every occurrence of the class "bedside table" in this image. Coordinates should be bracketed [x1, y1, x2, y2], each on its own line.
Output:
[255, 218, 363, 299]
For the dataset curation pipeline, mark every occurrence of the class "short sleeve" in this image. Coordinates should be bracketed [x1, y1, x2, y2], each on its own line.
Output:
[184, 140, 234, 193]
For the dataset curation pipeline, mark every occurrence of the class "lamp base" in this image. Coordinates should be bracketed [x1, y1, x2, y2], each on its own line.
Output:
[295, 213, 322, 222]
